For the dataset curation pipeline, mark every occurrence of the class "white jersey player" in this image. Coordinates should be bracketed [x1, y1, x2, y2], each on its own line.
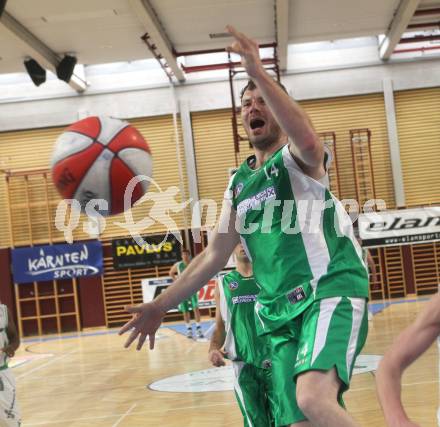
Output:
[0, 303, 21, 427]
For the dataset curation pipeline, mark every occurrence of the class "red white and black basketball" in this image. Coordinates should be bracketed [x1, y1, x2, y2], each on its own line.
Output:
[51, 116, 153, 216]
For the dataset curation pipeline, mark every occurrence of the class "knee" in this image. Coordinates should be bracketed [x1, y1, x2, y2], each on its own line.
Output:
[296, 373, 337, 416]
[296, 383, 317, 417]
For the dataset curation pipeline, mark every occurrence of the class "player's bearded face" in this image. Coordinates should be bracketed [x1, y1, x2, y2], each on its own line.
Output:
[235, 245, 249, 263]
[241, 89, 283, 150]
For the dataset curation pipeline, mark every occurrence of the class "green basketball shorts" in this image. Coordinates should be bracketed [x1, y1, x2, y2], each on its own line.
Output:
[177, 293, 199, 313]
[232, 361, 275, 427]
[270, 296, 368, 425]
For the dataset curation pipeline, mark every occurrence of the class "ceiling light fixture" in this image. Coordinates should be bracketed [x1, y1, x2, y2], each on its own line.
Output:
[56, 55, 77, 83]
[23, 57, 47, 86]
[0, 0, 7, 18]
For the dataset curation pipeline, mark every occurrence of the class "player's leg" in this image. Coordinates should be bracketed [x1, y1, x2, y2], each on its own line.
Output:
[0, 369, 21, 427]
[269, 321, 312, 427]
[183, 310, 193, 338]
[194, 306, 201, 323]
[232, 362, 273, 427]
[297, 368, 356, 427]
[191, 294, 204, 338]
[262, 364, 308, 427]
[178, 301, 193, 338]
[294, 297, 368, 427]
[194, 308, 204, 339]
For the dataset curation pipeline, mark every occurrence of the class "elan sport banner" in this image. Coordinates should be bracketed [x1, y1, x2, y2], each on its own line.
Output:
[11, 241, 103, 284]
[112, 235, 181, 269]
[141, 274, 221, 312]
[359, 207, 440, 248]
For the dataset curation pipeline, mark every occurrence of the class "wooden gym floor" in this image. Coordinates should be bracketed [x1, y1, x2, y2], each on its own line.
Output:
[14, 296, 439, 427]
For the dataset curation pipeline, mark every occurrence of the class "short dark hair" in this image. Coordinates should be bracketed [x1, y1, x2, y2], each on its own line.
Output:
[240, 79, 288, 102]
[182, 248, 190, 254]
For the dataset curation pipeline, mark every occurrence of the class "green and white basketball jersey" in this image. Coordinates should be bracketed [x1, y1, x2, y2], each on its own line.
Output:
[176, 261, 187, 275]
[226, 145, 369, 334]
[0, 304, 9, 369]
[218, 271, 271, 369]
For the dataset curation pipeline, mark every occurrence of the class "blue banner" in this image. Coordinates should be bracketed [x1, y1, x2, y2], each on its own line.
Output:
[11, 241, 103, 283]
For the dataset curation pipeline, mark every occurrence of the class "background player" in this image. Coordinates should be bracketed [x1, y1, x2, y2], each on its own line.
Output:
[209, 244, 275, 426]
[376, 292, 440, 427]
[169, 249, 204, 339]
[0, 301, 21, 427]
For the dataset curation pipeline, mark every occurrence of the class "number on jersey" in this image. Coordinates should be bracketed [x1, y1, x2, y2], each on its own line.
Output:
[264, 164, 279, 180]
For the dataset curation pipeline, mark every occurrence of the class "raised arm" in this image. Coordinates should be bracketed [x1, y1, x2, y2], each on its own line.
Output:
[226, 25, 324, 176]
[376, 293, 440, 427]
[208, 282, 227, 367]
[119, 200, 240, 350]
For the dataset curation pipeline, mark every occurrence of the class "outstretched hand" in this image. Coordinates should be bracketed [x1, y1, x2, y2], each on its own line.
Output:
[119, 302, 165, 350]
[226, 25, 263, 78]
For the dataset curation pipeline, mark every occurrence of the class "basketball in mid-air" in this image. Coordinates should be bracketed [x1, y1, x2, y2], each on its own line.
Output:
[51, 116, 152, 216]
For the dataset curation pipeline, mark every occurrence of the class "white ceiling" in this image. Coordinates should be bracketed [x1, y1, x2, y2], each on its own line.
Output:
[287, 0, 400, 43]
[1, 0, 440, 83]
[1, 0, 147, 72]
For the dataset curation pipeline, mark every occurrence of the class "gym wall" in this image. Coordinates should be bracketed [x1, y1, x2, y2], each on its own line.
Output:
[395, 87, 440, 207]
[192, 93, 395, 214]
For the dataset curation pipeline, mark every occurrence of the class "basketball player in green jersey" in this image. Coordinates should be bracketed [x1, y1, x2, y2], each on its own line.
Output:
[169, 249, 204, 339]
[209, 244, 275, 427]
[121, 25, 368, 427]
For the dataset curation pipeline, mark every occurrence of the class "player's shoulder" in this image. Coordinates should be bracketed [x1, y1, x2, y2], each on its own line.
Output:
[219, 269, 238, 283]
[233, 155, 257, 179]
[227, 154, 260, 195]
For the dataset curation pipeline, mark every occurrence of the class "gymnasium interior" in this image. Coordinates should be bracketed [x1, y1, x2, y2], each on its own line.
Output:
[0, 1, 439, 426]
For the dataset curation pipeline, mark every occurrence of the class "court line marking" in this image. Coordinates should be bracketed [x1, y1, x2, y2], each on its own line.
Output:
[204, 321, 216, 338]
[20, 366, 145, 379]
[22, 320, 213, 344]
[16, 351, 75, 380]
[185, 339, 199, 355]
[351, 379, 439, 393]
[369, 297, 430, 316]
[111, 403, 137, 427]
[22, 329, 122, 343]
[22, 401, 234, 425]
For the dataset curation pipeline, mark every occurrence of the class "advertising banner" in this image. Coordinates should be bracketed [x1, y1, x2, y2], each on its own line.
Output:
[11, 241, 103, 283]
[359, 207, 440, 248]
[141, 274, 221, 312]
[112, 235, 181, 269]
